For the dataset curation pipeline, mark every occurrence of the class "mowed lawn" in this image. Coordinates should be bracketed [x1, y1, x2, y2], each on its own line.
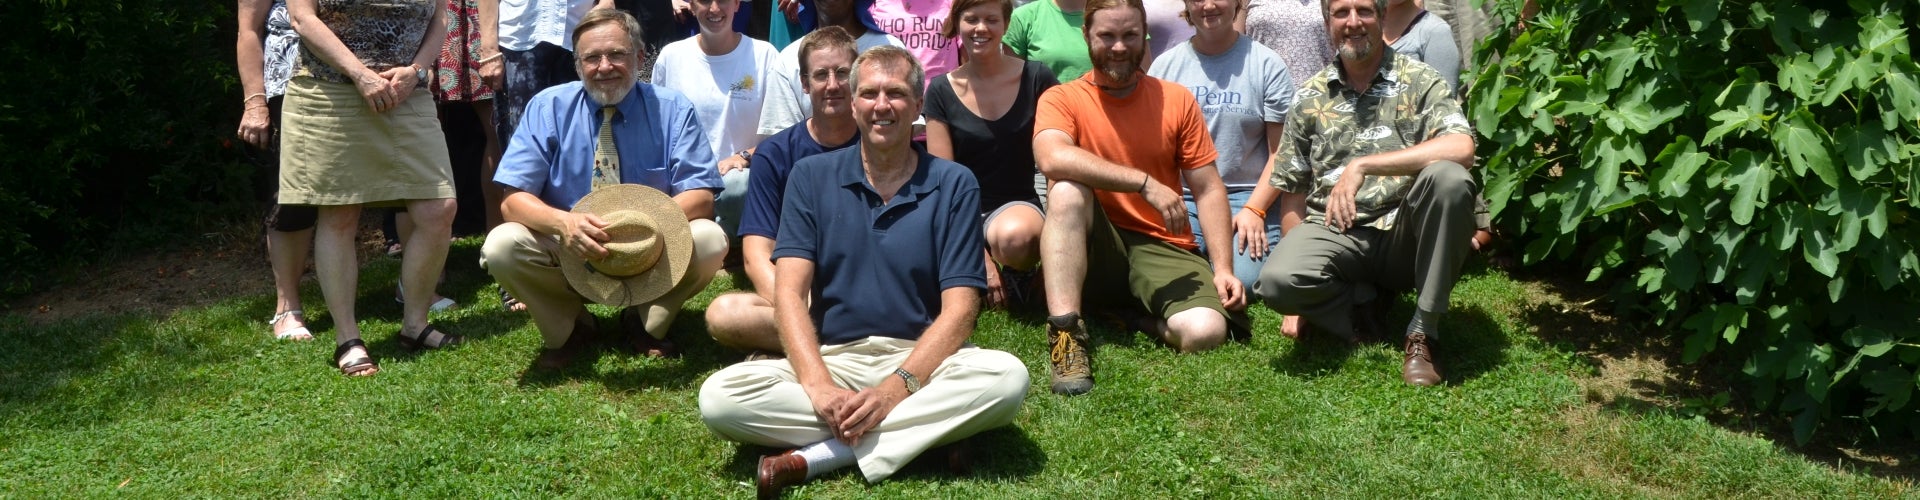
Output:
[0, 239, 1910, 497]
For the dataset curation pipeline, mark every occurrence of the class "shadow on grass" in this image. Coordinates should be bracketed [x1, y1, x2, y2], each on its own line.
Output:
[512, 305, 726, 392]
[718, 425, 1047, 486]
[1510, 265, 1920, 484]
[1264, 296, 1509, 384]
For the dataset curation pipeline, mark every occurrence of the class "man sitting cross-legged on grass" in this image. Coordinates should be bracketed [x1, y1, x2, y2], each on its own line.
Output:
[480, 10, 727, 370]
[1034, 0, 1249, 397]
[1251, 0, 1478, 387]
[698, 46, 1028, 499]
[703, 26, 862, 356]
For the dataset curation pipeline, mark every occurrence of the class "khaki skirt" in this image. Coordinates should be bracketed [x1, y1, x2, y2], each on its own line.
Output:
[278, 76, 454, 206]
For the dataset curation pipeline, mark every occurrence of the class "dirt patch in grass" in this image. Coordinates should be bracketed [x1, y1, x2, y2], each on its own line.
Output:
[10, 215, 395, 325]
[1511, 267, 1918, 485]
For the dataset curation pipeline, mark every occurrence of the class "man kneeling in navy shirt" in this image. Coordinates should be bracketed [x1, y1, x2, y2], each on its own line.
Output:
[697, 46, 1028, 498]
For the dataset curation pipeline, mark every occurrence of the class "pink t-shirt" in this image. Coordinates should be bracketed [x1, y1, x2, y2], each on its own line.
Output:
[867, 0, 959, 87]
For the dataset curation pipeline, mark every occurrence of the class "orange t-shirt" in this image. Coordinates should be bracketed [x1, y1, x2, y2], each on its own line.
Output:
[1035, 73, 1218, 250]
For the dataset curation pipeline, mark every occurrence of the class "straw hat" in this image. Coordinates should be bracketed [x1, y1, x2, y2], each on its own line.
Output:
[558, 184, 692, 308]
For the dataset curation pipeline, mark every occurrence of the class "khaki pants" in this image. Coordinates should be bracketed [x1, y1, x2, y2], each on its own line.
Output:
[698, 337, 1029, 481]
[1253, 161, 1478, 339]
[479, 219, 727, 348]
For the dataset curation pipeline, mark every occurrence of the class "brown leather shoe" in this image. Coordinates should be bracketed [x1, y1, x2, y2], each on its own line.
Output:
[757, 452, 808, 500]
[1402, 332, 1442, 386]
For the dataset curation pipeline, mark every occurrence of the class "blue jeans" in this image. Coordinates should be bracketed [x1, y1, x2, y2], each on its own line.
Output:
[1186, 189, 1282, 292]
[716, 168, 750, 239]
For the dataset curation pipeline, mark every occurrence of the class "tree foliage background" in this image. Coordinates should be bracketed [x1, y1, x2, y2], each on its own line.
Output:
[1471, 0, 1920, 442]
[0, 0, 252, 296]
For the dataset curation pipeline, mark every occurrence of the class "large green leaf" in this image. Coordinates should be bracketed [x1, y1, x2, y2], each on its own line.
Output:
[1652, 136, 1709, 197]
[1861, 366, 1915, 414]
[1881, 59, 1920, 122]
[1803, 220, 1841, 277]
[1723, 149, 1771, 225]
[1682, 0, 1721, 32]
[1772, 109, 1839, 187]
[1615, 78, 1687, 134]
[1589, 35, 1640, 89]
[1835, 125, 1895, 181]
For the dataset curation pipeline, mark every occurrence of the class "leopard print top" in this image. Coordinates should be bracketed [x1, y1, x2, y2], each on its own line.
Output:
[294, 0, 435, 85]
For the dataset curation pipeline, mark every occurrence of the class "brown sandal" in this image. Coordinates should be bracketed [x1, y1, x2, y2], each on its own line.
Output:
[333, 339, 379, 376]
[397, 324, 463, 350]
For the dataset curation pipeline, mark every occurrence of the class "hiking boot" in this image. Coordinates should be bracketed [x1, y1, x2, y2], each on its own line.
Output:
[1402, 332, 1442, 386]
[1047, 313, 1094, 396]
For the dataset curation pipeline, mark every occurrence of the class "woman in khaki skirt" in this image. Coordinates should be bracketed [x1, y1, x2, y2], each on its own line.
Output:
[286, 0, 463, 376]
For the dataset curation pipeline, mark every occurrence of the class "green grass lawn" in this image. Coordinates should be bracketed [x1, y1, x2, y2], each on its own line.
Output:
[1, 239, 1911, 497]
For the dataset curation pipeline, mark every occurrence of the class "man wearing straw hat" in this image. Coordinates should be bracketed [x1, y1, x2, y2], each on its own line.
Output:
[697, 46, 1028, 497]
[481, 9, 728, 370]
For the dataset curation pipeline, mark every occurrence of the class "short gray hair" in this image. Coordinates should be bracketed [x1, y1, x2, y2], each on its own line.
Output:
[572, 9, 645, 53]
[1323, 0, 1389, 20]
[850, 45, 925, 101]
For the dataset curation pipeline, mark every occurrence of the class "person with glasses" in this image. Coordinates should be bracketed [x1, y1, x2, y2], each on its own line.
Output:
[481, 10, 728, 370]
[704, 26, 863, 357]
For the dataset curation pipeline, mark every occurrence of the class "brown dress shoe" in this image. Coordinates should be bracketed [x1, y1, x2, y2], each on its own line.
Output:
[1402, 332, 1442, 386]
[757, 452, 808, 499]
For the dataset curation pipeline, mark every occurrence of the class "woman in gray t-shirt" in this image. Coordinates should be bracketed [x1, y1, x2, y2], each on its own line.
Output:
[1385, 0, 1461, 94]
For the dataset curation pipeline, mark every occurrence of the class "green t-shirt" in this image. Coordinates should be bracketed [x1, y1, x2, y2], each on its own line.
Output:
[1005, 0, 1090, 82]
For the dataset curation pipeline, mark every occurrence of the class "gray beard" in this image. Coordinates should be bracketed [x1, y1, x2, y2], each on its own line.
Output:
[586, 83, 633, 107]
[1338, 39, 1375, 62]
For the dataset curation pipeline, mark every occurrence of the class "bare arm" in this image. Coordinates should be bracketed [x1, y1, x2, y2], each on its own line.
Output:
[925, 120, 954, 160]
[1183, 164, 1244, 309]
[501, 187, 613, 259]
[836, 286, 980, 443]
[1231, 121, 1285, 257]
[742, 235, 777, 300]
[775, 256, 860, 437]
[478, 0, 502, 88]
[1036, 128, 1192, 234]
[288, 0, 407, 111]
[235, 0, 274, 148]
[1325, 133, 1476, 230]
[673, 189, 718, 221]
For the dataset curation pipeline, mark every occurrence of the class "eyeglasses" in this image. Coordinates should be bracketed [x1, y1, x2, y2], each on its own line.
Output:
[807, 67, 852, 83]
[577, 50, 632, 67]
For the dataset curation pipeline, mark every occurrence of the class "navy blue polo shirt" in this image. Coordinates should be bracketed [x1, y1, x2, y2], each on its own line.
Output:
[737, 120, 859, 239]
[773, 147, 986, 345]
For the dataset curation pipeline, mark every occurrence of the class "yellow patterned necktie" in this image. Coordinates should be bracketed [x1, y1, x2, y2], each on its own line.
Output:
[592, 106, 620, 190]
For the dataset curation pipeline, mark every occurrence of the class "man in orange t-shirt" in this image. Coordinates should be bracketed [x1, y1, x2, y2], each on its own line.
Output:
[1032, 0, 1246, 397]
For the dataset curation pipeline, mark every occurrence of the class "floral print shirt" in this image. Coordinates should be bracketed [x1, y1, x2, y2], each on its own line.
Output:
[1270, 49, 1472, 231]
[264, 0, 300, 97]
[1245, 0, 1333, 91]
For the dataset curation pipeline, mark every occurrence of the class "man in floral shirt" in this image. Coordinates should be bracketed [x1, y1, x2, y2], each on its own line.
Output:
[1252, 0, 1477, 387]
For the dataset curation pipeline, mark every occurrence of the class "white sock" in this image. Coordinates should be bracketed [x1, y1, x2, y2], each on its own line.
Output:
[795, 439, 855, 479]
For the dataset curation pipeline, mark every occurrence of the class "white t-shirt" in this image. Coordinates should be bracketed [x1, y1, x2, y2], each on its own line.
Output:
[651, 36, 781, 158]
[498, 0, 595, 51]
[757, 30, 906, 136]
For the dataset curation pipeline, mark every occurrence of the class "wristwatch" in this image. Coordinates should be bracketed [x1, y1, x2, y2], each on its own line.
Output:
[894, 368, 921, 394]
[413, 64, 429, 85]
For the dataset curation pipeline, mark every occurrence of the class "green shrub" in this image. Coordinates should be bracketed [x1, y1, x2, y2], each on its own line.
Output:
[0, 0, 253, 296]
[1470, 0, 1920, 442]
